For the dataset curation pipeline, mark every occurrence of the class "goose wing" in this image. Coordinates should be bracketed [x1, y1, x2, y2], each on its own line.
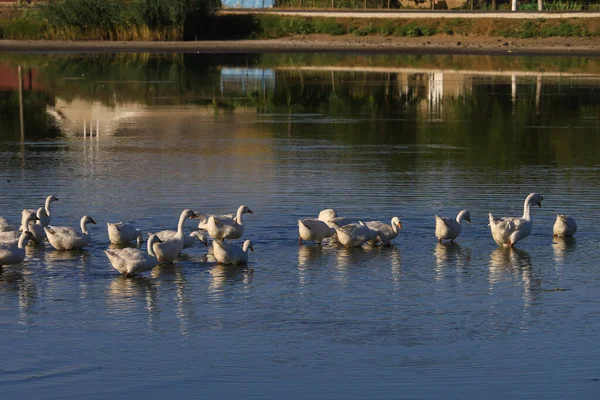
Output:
[559, 215, 577, 230]
[365, 221, 393, 237]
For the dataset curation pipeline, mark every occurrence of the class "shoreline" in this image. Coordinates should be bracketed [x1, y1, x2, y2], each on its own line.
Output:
[1, 36, 600, 56]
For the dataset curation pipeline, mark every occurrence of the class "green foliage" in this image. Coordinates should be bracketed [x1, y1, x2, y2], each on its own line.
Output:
[497, 20, 591, 38]
[352, 24, 375, 36]
[0, 0, 219, 40]
[314, 19, 345, 35]
[394, 24, 436, 37]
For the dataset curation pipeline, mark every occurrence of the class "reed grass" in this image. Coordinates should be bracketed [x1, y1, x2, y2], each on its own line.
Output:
[0, 0, 217, 41]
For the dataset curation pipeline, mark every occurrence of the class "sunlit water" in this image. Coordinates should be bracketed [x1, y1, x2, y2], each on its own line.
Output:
[1, 52, 600, 398]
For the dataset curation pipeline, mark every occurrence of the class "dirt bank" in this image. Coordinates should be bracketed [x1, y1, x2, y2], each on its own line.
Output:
[1, 35, 600, 56]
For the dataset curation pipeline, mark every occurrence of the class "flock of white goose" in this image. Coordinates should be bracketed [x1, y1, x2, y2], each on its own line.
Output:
[0, 193, 577, 278]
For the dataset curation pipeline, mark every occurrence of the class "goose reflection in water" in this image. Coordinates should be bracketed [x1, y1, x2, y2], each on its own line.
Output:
[107, 275, 158, 330]
[298, 245, 324, 287]
[488, 247, 540, 308]
[552, 236, 577, 264]
[434, 242, 471, 282]
[208, 264, 253, 295]
[150, 265, 196, 336]
[0, 268, 37, 323]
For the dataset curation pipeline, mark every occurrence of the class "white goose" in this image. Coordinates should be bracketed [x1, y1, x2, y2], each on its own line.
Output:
[26, 208, 48, 244]
[45, 215, 96, 250]
[365, 217, 403, 244]
[333, 221, 387, 248]
[435, 210, 470, 243]
[212, 239, 253, 265]
[150, 230, 208, 249]
[553, 215, 577, 237]
[298, 219, 336, 245]
[0, 212, 38, 243]
[0, 231, 33, 270]
[23, 195, 59, 228]
[489, 193, 543, 247]
[152, 209, 200, 263]
[199, 205, 253, 241]
[0, 216, 16, 232]
[107, 222, 144, 244]
[318, 208, 352, 228]
[105, 234, 163, 277]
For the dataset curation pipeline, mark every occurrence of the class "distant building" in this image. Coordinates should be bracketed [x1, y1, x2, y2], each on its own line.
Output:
[221, 0, 274, 8]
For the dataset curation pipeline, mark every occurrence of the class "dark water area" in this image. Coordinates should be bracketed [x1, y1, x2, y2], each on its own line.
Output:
[0, 52, 599, 399]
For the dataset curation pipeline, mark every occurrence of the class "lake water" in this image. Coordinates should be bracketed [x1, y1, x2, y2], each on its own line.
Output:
[1, 52, 600, 399]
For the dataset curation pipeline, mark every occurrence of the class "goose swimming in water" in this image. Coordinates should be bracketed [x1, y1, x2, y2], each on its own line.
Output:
[198, 205, 253, 241]
[365, 217, 402, 245]
[212, 239, 253, 265]
[152, 209, 201, 263]
[107, 222, 144, 245]
[105, 234, 163, 277]
[0, 231, 33, 270]
[333, 221, 388, 248]
[23, 195, 59, 228]
[553, 215, 577, 237]
[45, 215, 96, 251]
[298, 219, 336, 245]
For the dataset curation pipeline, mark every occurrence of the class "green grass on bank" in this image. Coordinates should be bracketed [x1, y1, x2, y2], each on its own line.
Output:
[0, 4, 599, 40]
[248, 15, 599, 39]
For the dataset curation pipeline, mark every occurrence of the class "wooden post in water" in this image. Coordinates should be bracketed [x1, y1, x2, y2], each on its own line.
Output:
[18, 66, 25, 142]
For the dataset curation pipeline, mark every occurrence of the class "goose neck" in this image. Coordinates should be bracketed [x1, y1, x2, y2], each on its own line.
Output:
[80, 218, 89, 234]
[235, 207, 245, 225]
[18, 233, 30, 249]
[522, 194, 535, 221]
[148, 237, 157, 258]
[45, 197, 53, 217]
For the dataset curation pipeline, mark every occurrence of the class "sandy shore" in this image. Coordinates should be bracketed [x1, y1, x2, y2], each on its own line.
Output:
[1, 35, 600, 56]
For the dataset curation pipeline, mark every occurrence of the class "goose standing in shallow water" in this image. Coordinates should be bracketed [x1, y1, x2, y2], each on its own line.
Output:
[105, 234, 163, 277]
[212, 240, 253, 265]
[0, 231, 33, 270]
[45, 215, 96, 250]
[0, 212, 38, 244]
[23, 195, 59, 228]
[333, 222, 388, 248]
[198, 205, 253, 241]
[435, 210, 470, 243]
[318, 208, 352, 229]
[298, 219, 336, 245]
[150, 230, 208, 249]
[107, 222, 144, 244]
[365, 217, 402, 245]
[152, 209, 200, 263]
[553, 215, 577, 237]
[489, 193, 543, 247]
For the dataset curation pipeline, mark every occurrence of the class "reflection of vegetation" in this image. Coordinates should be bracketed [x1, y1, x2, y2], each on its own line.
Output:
[0, 89, 61, 141]
[0, 52, 599, 170]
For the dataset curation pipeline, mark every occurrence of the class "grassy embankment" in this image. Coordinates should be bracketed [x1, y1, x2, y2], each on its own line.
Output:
[0, 0, 599, 40]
